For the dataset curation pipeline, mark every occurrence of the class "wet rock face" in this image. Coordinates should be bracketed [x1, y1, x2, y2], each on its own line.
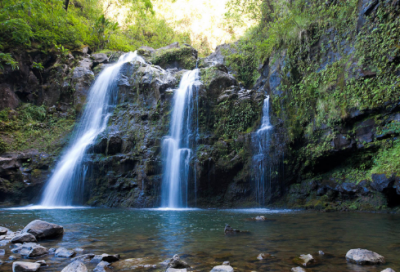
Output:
[0, 83, 20, 110]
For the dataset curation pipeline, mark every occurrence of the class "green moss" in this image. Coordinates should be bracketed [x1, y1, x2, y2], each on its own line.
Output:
[151, 46, 196, 70]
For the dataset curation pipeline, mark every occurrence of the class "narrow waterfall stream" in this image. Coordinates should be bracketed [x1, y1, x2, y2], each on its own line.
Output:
[161, 69, 201, 208]
[41, 52, 144, 207]
[252, 95, 273, 205]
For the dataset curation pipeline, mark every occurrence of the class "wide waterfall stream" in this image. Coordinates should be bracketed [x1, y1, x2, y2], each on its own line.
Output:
[161, 69, 200, 208]
[40, 52, 144, 207]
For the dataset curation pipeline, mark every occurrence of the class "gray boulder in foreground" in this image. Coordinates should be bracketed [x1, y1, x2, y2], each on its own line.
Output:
[61, 261, 88, 272]
[22, 220, 63, 239]
[12, 262, 41, 272]
[346, 249, 385, 265]
[381, 269, 396, 272]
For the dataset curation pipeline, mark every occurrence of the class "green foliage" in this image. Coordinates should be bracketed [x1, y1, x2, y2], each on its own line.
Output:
[0, 0, 191, 53]
[0, 104, 75, 153]
[32, 61, 44, 71]
[0, 138, 7, 153]
[224, 40, 259, 88]
[0, 52, 19, 71]
[370, 140, 400, 176]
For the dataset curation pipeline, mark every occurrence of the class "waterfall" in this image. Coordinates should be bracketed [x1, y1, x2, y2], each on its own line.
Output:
[252, 95, 273, 205]
[161, 69, 200, 208]
[41, 52, 144, 207]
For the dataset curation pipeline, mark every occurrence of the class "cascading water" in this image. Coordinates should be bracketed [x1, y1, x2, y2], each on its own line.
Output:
[41, 52, 144, 207]
[161, 69, 201, 208]
[252, 95, 273, 205]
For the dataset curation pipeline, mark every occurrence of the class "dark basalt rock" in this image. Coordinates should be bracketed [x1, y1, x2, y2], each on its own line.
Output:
[371, 174, 395, 192]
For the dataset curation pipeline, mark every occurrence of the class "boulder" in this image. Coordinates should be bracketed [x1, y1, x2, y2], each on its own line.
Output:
[22, 220, 64, 239]
[257, 253, 271, 260]
[210, 264, 234, 272]
[9, 255, 19, 260]
[11, 233, 37, 243]
[93, 261, 112, 272]
[12, 262, 41, 272]
[0, 249, 4, 255]
[346, 249, 385, 265]
[71, 253, 95, 262]
[55, 247, 76, 258]
[381, 269, 396, 272]
[293, 254, 314, 267]
[28, 245, 48, 257]
[166, 269, 187, 272]
[91, 254, 120, 263]
[78, 58, 93, 70]
[291, 267, 306, 272]
[61, 260, 88, 272]
[91, 53, 109, 64]
[0, 227, 9, 235]
[168, 254, 190, 269]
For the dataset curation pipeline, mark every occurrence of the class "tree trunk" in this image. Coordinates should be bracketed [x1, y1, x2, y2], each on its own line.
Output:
[64, 0, 70, 11]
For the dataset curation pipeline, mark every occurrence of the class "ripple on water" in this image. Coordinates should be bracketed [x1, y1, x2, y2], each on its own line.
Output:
[0, 209, 399, 272]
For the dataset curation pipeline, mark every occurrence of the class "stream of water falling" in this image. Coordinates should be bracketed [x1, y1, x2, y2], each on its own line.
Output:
[41, 52, 144, 207]
[161, 69, 200, 208]
[253, 95, 273, 205]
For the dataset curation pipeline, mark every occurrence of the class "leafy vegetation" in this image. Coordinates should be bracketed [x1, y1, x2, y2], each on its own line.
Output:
[0, 0, 191, 55]
[0, 105, 75, 153]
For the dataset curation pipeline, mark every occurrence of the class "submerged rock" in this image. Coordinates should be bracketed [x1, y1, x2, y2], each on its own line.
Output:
[293, 254, 315, 267]
[257, 253, 271, 260]
[168, 254, 190, 269]
[291, 267, 306, 272]
[210, 262, 234, 272]
[56, 247, 76, 258]
[91, 254, 120, 263]
[224, 224, 240, 234]
[318, 250, 325, 255]
[11, 233, 37, 243]
[346, 249, 385, 265]
[12, 261, 41, 272]
[61, 260, 88, 272]
[0, 249, 5, 255]
[22, 220, 64, 239]
[255, 216, 266, 221]
[72, 254, 95, 262]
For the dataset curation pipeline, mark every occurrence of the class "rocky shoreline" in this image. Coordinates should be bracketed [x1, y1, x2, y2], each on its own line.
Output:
[0, 219, 398, 272]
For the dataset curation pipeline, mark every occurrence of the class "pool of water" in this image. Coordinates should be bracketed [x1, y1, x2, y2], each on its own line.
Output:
[0, 208, 399, 271]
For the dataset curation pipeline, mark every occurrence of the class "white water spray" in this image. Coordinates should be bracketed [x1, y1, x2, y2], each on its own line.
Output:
[161, 69, 200, 208]
[41, 52, 144, 207]
[253, 95, 273, 205]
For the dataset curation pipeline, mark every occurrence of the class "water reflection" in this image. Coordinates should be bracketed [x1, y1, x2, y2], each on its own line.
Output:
[0, 209, 399, 272]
